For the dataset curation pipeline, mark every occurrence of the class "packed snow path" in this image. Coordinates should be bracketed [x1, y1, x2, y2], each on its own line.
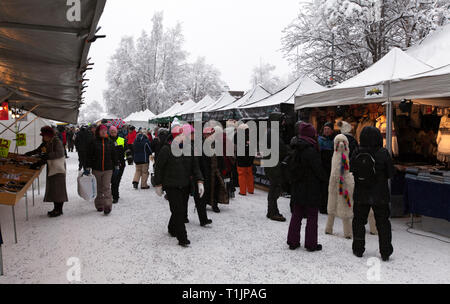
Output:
[0, 153, 449, 284]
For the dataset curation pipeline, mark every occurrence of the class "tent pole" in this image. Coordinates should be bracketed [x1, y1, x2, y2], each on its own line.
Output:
[386, 81, 393, 155]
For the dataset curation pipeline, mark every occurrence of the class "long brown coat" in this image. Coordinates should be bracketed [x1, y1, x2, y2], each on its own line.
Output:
[28, 137, 68, 203]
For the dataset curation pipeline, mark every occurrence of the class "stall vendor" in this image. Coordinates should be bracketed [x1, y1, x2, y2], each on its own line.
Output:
[25, 126, 68, 218]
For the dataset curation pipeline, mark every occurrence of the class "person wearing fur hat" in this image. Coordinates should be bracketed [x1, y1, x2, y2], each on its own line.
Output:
[25, 126, 68, 217]
[337, 121, 358, 157]
[287, 123, 327, 252]
[86, 125, 119, 215]
[325, 134, 354, 239]
[351, 126, 394, 261]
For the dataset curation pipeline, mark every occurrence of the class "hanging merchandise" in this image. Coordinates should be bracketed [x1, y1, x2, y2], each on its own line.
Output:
[376, 115, 399, 157]
[436, 114, 450, 163]
[0, 102, 8, 121]
[0, 139, 11, 158]
[410, 104, 422, 129]
[16, 133, 26, 147]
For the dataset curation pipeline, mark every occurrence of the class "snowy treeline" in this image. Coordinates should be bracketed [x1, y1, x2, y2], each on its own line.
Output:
[78, 100, 104, 123]
[250, 61, 294, 94]
[104, 12, 226, 117]
[282, 0, 449, 85]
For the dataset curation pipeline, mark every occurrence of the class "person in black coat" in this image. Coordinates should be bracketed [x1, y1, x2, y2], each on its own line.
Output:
[75, 125, 95, 171]
[287, 122, 327, 252]
[153, 126, 204, 247]
[351, 126, 395, 261]
[86, 125, 119, 215]
[265, 112, 290, 222]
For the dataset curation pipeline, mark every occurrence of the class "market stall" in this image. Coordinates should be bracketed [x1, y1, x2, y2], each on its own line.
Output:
[0, 153, 44, 243]
[296, 48, 450, 234]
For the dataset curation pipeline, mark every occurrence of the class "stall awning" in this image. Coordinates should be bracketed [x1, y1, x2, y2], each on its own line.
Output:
[0, 0, 106, 123]
[295, 48, 433, 110]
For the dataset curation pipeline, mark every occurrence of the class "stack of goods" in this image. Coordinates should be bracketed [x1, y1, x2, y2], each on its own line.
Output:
[0, 154, 42, 195]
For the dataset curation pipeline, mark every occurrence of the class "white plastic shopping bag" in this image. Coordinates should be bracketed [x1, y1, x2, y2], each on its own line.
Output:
[77, 172, 97, 201]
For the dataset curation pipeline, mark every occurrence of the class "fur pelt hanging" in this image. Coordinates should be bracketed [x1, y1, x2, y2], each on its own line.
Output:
[328, 134, 354, 219]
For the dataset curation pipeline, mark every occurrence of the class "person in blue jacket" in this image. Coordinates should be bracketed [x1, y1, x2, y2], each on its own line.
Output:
[133, 133, 152, 189]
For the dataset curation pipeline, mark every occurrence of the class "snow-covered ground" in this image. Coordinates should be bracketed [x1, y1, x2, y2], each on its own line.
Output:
[0, 152, 449, 284]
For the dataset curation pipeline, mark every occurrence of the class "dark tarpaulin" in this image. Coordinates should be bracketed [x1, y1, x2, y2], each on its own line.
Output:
[0, 0, 106, 123]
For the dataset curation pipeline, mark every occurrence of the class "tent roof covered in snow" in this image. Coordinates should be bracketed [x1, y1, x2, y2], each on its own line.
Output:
[245, 76, 324, 109]
[407, 24, 450, 68]
[295, 48, 433, 109]
[183, 95, 216, 115]
[125, 109, 155, 122]
[155, 102, 182, 119]
[222, 85, 271, 110]
[202, 92, 236, 112]
[389, 64, 450, 107]
[0, 0, 107, 123]
[173, 99, 197, 116]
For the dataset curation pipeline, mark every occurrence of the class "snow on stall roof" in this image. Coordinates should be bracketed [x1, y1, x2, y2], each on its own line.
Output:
[127, 109, 156, 122]
[407, 24, 450, 68]
[241, 76, 324, 109]
[202, 92, 236, 112]
[335, 48, 432, 89]
[184, 95, 216, 114]
[221, 85, 272, 110]
[155, 102, 182, 118]
[173, 99, 197, 116]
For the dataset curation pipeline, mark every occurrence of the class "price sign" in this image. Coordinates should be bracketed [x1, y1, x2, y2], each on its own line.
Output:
[0, 138, 11, 158]
[16, 133, 26, 146]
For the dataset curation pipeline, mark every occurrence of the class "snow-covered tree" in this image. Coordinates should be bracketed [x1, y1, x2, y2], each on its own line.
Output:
[250, 61, 285, 93]
[282, 0, 449, 85]
[104, 11, 225, 117]
[184, 57, 225, 102]
[78, 100, 104, 123]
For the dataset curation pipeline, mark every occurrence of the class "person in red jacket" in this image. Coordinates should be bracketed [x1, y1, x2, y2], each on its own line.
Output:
[126, 126, 137, 164]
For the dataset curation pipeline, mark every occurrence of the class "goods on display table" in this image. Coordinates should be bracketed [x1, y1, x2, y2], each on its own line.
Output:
[0, 153, 44, 243]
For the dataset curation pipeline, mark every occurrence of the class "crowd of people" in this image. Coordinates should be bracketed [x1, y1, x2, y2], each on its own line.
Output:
[24, 113, 395, 261]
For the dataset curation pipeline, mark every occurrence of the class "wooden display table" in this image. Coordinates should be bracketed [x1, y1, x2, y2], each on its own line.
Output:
[0, 153, 43, 243]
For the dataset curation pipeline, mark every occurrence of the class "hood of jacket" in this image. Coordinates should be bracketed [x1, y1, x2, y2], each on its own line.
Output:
[360, 126, 383, 150]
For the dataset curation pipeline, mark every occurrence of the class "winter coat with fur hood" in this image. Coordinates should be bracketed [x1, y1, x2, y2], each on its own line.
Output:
[328, 134, 354, 219]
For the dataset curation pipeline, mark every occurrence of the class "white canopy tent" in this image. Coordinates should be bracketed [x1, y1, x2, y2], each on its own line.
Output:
[202, 92, 236, 112]
[407, 23, 450, 68]
[125, 109, 156, 129]
[244, 76, 325, 109]
[222, 85, 271, 111]
[184, 95, 216, 115]
[154, 102, 182, 119]
[172, 99, 197, 116]
[295, 48, 433, 110]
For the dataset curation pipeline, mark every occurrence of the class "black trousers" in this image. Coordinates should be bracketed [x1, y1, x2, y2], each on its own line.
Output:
[111, 166, 125, 200]
[352, 203, 393, 257]
[193, 184, 209, 225]
[167, 187, 190, 242]
[267, 177, 282, 217]
[78, 150, 87, 170]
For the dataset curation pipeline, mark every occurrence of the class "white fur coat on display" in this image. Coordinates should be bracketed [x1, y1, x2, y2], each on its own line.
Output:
[328, 134, 354, 219]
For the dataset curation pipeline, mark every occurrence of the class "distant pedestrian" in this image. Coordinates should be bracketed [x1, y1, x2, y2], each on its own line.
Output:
[132, 133, 152, 190]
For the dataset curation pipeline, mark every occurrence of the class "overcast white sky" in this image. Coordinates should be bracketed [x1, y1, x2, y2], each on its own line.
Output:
[85, 0, 302, 108]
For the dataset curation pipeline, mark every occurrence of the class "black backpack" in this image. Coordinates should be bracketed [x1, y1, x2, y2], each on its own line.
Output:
[352, 151, 376, 185]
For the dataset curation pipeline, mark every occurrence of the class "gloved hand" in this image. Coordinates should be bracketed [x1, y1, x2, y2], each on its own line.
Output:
[24, 152, 34, 157]
[83, 168, 91, 176]
[155, 186, 163, 197]
[198, 183, 205, 198]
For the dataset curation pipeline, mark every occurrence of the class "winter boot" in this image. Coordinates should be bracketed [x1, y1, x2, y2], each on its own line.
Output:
[353, 250, 364, 258]
[212, 205, 221, 213]
[113, 198, 119, 204]
[133, 182, 138, 190]
[268, 214, 286, 222]
[178, 239, 191, 247]
[306, 244, 323, 252]
[288, 244, 300, 250]
[104, 208, 112, 216]
[200, 219, 213, 227]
